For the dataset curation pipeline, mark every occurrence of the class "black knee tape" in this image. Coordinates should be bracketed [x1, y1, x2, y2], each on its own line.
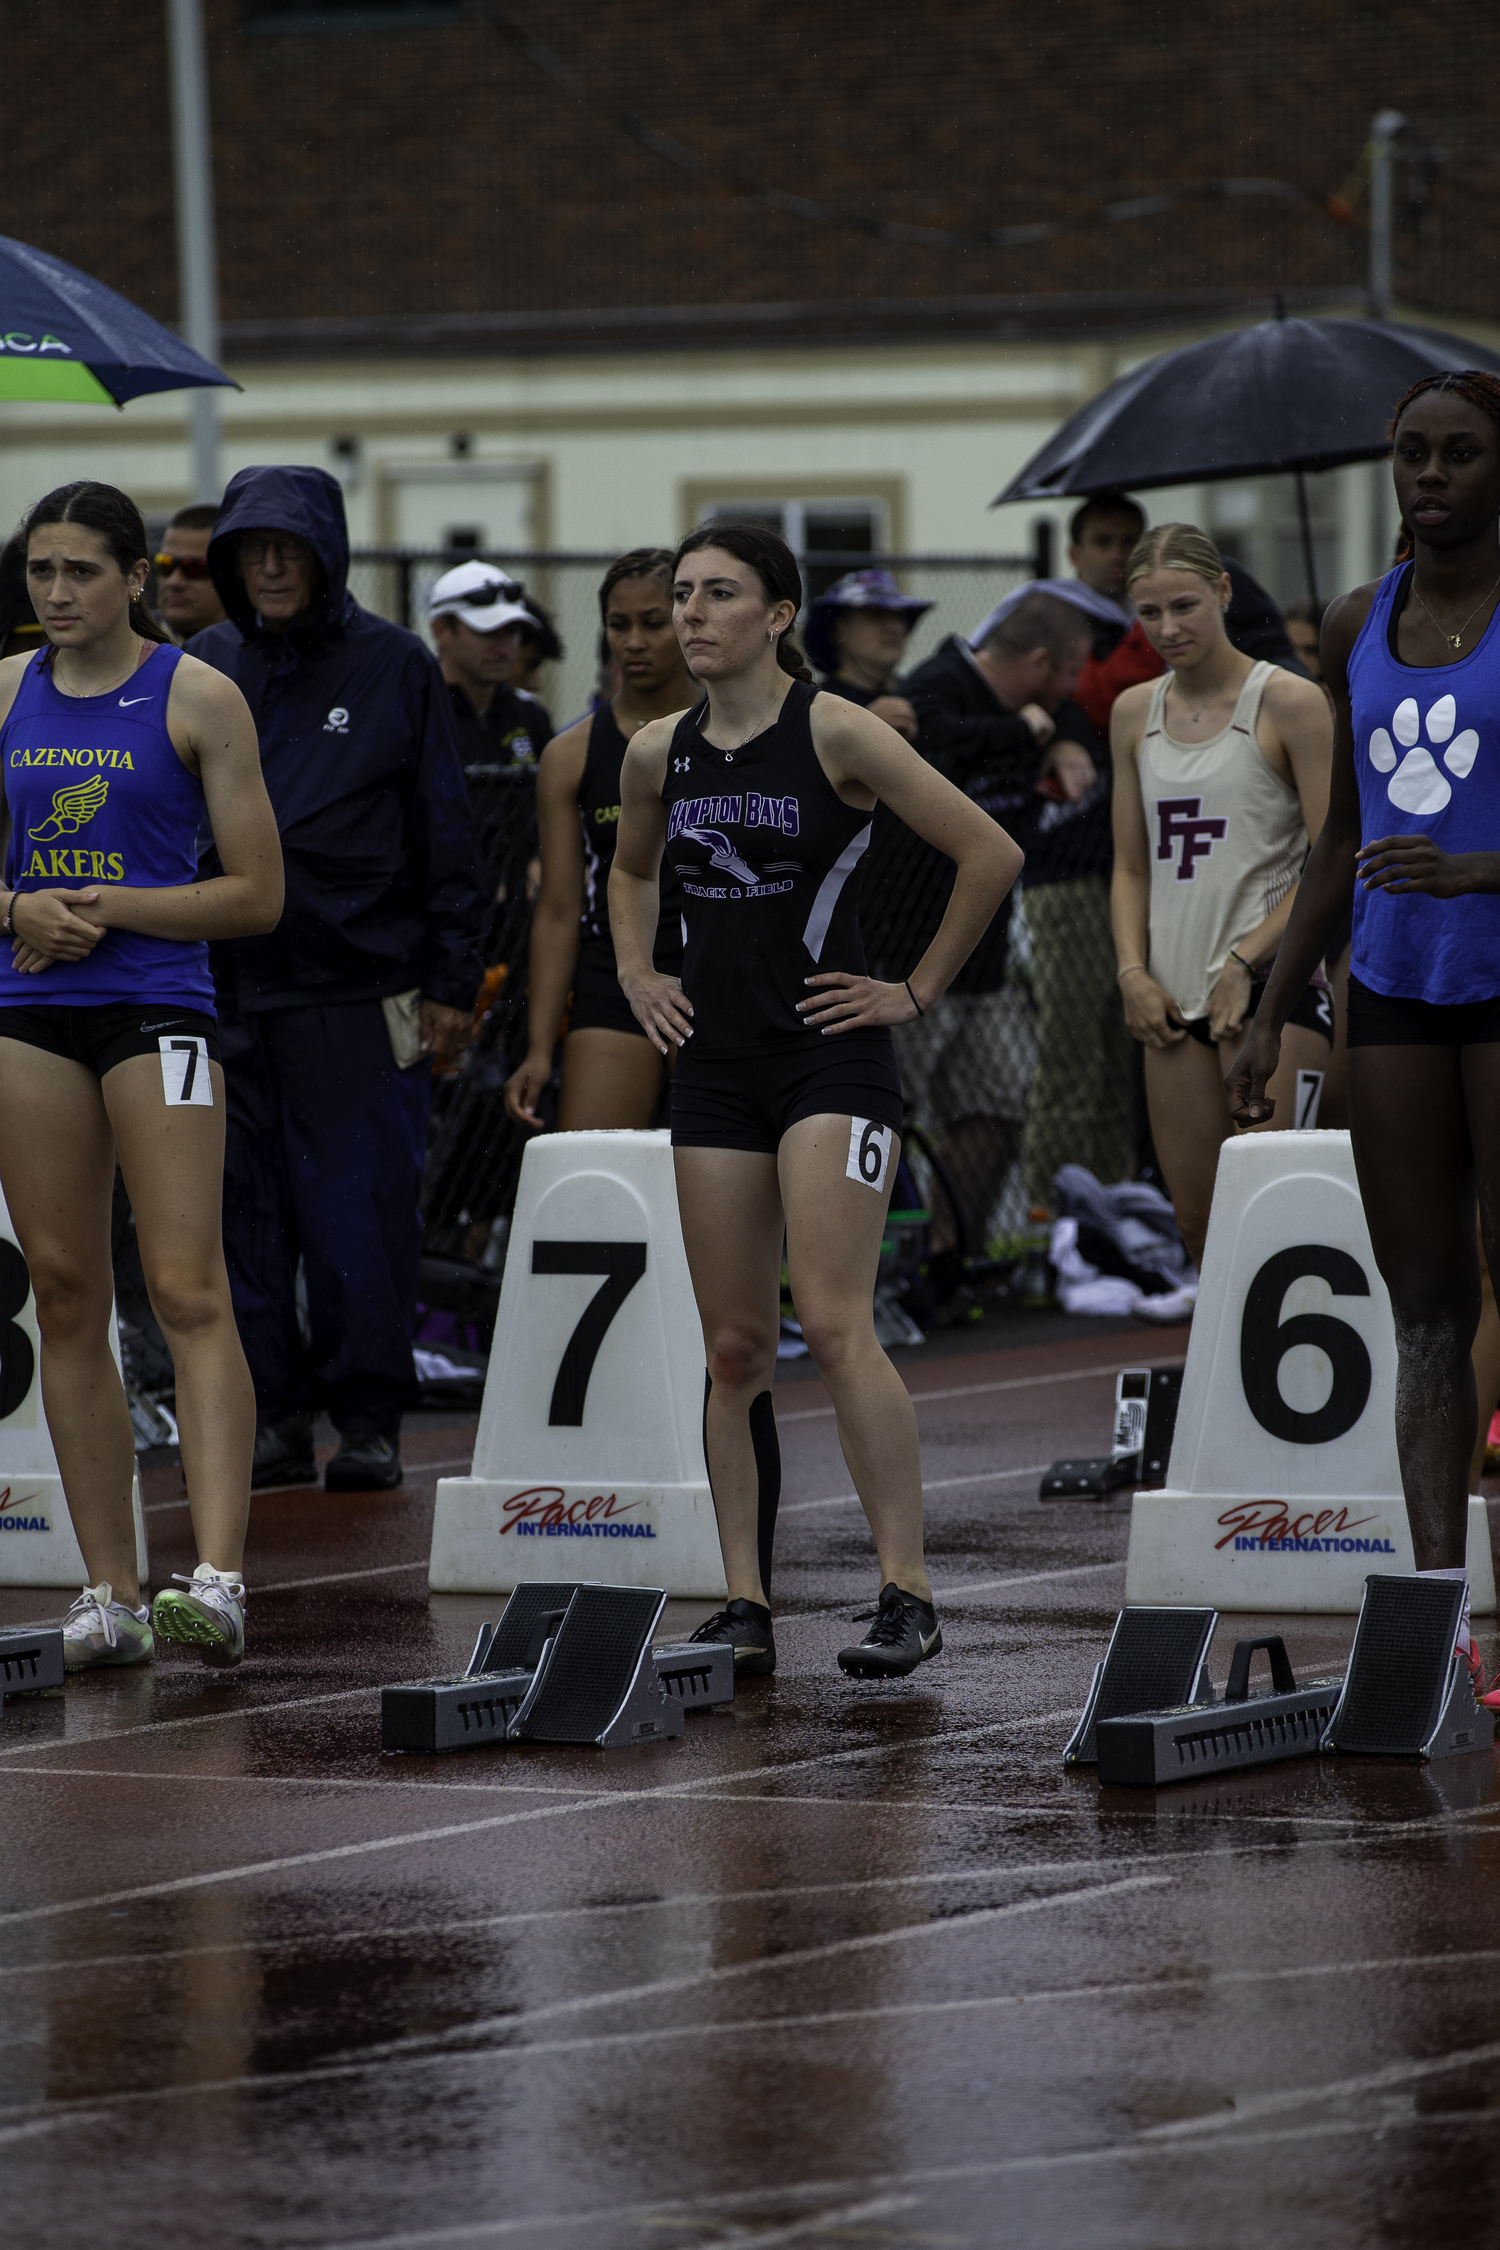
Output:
[701, 1373, 781, 1601]
[750, 1388, 781, 1603]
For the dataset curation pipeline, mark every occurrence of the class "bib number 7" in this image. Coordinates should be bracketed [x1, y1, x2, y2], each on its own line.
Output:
[531, 1240, 648, 1426]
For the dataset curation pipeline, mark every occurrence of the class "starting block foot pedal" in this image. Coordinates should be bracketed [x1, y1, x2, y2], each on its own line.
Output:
[0, 1625, 64, 1706]
[1064, 1604, 1216, 1766]
[1095, 1633, 1344, 1786]
[510, 1583, 681, 1747]
[1322, 1574, 1495, 1760]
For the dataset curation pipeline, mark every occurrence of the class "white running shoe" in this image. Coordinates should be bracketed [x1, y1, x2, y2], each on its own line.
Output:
[61, 1582, 154, 1671]
[151, 1564, 246, 1669]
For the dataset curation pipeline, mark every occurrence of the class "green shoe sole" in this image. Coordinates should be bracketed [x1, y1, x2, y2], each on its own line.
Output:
[151, 1591, 232, 1654]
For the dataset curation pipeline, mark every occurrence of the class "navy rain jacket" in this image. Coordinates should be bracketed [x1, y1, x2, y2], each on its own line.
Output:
[190, 466, 485, 1013]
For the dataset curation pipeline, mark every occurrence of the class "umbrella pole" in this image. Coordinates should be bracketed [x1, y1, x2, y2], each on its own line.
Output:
[1295, 467, 1321, 608]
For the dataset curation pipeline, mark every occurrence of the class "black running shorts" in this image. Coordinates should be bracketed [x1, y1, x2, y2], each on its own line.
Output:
[567, 942, 646, 1040]
[0, 1002, 220, 1079]
[1346, 974, 1500, 1048]
[1185, 977, 1334, 1050]
[671, 1034, 903, 1154]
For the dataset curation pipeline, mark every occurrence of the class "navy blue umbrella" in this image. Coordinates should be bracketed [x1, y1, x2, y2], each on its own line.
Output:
[0, 233, 236, 408]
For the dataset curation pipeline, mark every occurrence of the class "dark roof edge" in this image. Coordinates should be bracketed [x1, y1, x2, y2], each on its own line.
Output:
[222, 285, 1370, 361]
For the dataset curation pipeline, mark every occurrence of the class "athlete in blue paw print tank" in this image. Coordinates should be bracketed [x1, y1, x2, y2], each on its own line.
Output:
[1229, 372, 1500, 1687]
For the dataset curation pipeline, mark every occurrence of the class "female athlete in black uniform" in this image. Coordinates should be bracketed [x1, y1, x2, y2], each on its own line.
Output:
[506, 552, 693, 1130]
[611, 523, 1021, 1677]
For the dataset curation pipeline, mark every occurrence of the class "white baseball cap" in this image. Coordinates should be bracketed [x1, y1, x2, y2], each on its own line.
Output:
[428, 561, 532, 634]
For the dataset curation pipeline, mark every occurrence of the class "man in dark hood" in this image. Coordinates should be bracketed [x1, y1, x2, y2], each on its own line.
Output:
[190, 466, 484, 1493]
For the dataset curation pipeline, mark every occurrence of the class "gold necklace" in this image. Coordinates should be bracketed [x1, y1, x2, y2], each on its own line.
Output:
[1410, 571, 1500, 651]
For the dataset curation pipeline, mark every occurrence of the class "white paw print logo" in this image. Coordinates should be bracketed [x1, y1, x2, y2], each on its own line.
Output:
[1369, 694, 1478, 815]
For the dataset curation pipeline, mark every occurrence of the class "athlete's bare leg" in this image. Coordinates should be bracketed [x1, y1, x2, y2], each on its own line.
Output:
[0, 1041, 139, 1601]
[104, 1054, 252, 1577]
[779, 1114, 929, 1601]
[558, 1027, 664, 1131]
[1145, 1025, 1331, 1267]
[673, 1145, 784, 1606]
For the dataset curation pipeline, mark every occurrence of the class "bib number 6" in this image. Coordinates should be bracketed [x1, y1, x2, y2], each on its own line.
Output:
[1239, 1244, 1372, 1444]
[847, 1118, 893, 1194]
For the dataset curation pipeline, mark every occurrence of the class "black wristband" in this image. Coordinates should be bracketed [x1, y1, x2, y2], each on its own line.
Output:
[904, 978, 924, 1016]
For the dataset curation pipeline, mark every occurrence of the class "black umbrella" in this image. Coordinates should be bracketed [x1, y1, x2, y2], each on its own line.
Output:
[994, 311, 1500, 602]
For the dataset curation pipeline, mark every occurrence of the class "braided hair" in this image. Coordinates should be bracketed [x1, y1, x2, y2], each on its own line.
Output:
[1387, 371, 1500, 563]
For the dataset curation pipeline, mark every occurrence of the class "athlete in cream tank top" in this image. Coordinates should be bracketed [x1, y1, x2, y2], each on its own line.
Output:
[1139, 659, 1308, 1021]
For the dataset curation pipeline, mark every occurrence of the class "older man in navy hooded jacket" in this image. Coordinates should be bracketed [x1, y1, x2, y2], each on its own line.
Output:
[190, 467, 485, 1493]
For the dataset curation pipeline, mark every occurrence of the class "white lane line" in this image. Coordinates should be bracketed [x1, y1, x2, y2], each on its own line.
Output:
[937, 1558, 1126, 1599]
[676, 2193, 921, 2250]
[777, 1350, 1185, 1425]
[339, 1874, 1173, 2067]
[256, 1559, 428, 1595]
[783, 1463, 1052, 1514]
[0, 1681, 383, 1760]
[0, 1707, 1076, 1926]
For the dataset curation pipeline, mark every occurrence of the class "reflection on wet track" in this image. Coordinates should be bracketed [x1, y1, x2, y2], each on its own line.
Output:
[3, 1322, 1499, 2249]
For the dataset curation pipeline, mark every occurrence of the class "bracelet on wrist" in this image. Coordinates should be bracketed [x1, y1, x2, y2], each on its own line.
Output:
[1228, 948, 1255, 975]
[1, 894, 14, 938]
[1116, 964, 1148, 984]
[904, 977, 924, 1017]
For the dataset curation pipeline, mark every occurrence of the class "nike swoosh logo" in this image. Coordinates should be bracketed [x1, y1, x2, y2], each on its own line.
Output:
[920, 1628, 941, 1654]
[119, 696, 151, 707]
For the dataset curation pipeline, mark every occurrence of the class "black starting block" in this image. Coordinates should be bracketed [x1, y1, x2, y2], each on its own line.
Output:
[381, 1579, 734, 1754]
[1322, 1574, 1494, 1761]
[0, 1625, 64, 1708]
[1095, 1634, 1344, 1786]
[1063, 1603, 1216, 1766]
[1041, 1366, 1182, 1500]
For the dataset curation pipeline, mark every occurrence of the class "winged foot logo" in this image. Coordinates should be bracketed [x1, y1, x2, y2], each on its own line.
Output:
[1369, 693, 1479, 815]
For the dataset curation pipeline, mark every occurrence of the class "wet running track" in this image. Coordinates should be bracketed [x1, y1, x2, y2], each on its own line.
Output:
[4, 1316, 1500, 2250]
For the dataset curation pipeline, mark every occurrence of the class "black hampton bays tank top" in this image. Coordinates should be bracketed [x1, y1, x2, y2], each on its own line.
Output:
[579, 702, 683, 972]
[660, 680, 887, 1058]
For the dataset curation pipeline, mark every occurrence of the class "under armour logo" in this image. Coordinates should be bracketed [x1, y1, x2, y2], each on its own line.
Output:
[673, 758, 690, 773]
[1156, 796, 1227, 881]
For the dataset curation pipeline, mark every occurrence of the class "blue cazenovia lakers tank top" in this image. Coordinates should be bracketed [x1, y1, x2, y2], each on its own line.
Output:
[660, 680, 887, 1057]
[0, 642, 215, 1010]
[1348, 564, 1500, 1006]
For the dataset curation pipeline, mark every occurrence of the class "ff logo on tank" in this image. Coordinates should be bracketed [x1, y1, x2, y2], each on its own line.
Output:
[1156, 795, 1228, 880]
[324, 707, 350, 734]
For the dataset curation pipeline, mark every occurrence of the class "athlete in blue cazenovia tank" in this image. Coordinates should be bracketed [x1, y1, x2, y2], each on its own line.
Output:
[0, 482, 283, 1673]
[611, 522, 1022, 1680]
[1230, 372, 1500, 1701]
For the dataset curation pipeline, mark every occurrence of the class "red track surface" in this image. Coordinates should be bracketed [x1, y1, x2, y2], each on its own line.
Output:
[3, 1319, 1499, 2250]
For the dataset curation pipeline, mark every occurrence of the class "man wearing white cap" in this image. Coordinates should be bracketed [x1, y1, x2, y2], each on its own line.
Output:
[428, 563, 553, 958]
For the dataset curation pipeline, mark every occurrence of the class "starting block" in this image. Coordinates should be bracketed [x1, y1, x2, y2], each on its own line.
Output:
[1126, 1133, 1496, 1614]
[1041, 1366, 1182, 1499]
[0, 1623, 64, 1708]
[1074, 1576, 1494, 1786]
[0, 1185, 147, 1589]
[381, 1578, 734, 1753]
[430, 1132, 725, 1599]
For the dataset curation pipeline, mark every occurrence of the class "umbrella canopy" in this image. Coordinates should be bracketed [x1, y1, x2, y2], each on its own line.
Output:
[0, 233, 236, 408]
[994, 315, 1500, 504]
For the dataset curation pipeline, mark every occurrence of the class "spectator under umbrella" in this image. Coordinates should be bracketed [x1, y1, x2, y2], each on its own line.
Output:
[805, 567, 932, 742]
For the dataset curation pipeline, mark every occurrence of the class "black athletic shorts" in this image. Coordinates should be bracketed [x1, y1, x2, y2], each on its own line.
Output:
[0, 1002, 220, 1079]
[1185, 977, 1334, 1050]
[1346, 974, 1500, 1048]
[567, 942, 644, 1040]
[672, 1034, 903, 1154]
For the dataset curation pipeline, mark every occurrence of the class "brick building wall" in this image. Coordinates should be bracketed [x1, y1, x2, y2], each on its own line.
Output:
[0, 0, 1489, 344]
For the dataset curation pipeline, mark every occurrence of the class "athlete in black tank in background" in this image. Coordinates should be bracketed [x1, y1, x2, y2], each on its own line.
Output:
[612, 523, 1021, 1679]
[506, 552, 693, 1130]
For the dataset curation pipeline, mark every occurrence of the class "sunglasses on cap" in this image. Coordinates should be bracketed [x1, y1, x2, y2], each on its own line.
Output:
[154, 551, 213, 581]
[450, 580, 522, 608]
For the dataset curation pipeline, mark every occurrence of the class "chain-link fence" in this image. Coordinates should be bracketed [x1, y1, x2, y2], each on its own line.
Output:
[345, 548, 1141, 1309]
